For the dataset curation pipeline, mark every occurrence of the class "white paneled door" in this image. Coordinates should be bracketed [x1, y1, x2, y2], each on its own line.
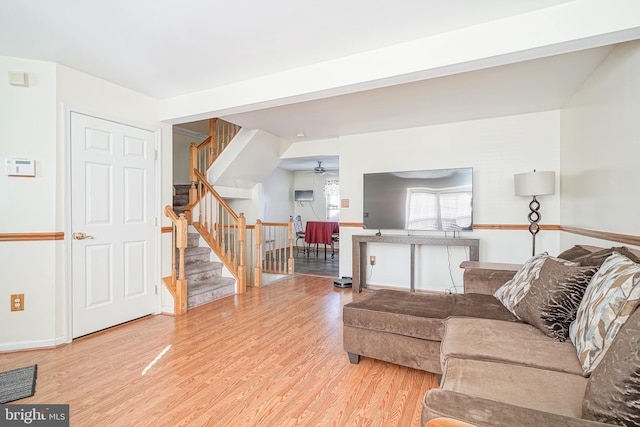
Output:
[71, 112, 157, 338]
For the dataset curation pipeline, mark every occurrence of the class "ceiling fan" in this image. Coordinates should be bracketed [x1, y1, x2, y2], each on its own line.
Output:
[309, 160, 337, 175]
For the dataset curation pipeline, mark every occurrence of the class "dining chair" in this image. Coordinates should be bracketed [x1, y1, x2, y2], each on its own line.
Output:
[293, 215, 306, 255]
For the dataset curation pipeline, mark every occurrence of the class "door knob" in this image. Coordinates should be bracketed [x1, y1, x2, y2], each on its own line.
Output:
[72, 232, 94, 240]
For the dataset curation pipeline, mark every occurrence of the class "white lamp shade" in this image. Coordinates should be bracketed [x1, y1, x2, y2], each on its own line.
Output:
[514, 171, 555, 197]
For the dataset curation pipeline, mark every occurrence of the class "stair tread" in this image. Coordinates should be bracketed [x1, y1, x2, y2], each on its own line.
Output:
[184, 261, 223, 274]
[184, 247, 211, 255]
[174, 185, 191, 195]
[188, 277, 236, 293]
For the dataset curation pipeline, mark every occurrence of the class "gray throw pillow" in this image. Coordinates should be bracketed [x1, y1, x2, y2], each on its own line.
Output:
[513, 258, 598, 341]
[582, 306, 640, 425]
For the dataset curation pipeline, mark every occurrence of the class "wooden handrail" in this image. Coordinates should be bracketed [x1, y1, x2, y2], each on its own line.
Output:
[186, 169, 247, 293]
[192, 170, 239, 221]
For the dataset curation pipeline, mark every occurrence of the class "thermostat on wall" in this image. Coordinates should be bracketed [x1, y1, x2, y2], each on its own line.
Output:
[6, 158, 36, 177]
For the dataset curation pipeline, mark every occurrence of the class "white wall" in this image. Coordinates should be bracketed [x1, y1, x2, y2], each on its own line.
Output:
[560, 40, 640, 247]
[292, 171, 332, 223]
[337, 111, 562, 291]
[172, 129, 206, 185]
[0, 57, 60, 347]
[262, 167, 294, 222]
[0, 56, 171, 350]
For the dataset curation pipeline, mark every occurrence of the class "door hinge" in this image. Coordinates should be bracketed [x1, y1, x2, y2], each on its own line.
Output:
[155, 285, 159, 294]
[154, 149, 158, 160]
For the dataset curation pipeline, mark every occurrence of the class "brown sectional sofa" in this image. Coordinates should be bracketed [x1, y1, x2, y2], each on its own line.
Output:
[342, 245, 640, 427]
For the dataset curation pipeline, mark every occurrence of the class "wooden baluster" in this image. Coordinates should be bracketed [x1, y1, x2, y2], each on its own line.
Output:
[208, 190, 214, 239]
[237, 213, 246, 294]
[221, 208, 226, 256]
[189, 143, 197, 206]
[209, 118, 218, 164]
[203, 187, 209, 232]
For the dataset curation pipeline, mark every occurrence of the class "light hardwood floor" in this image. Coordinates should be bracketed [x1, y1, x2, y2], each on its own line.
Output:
[0, 275, 437, 426]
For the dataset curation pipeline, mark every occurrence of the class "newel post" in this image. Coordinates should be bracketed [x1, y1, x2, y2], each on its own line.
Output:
[176, 213, 189, 314]
[237, 213, 247, 294]
[254, 219, 263, 287]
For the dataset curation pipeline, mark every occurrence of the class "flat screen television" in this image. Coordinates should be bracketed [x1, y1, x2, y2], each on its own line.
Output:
[363, 167, 473, 231]
[294, 190, 314, 202]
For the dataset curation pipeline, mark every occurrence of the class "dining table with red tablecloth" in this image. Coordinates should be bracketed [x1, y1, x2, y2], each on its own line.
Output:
[304, 221, 339, 258]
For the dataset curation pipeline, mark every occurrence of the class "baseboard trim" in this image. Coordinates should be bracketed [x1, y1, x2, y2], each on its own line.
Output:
[0, 336, 67, 353]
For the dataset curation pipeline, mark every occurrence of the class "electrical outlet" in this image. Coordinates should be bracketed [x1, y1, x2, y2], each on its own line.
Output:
[11, 294, 24, 311]
[370, 255, 376, 266]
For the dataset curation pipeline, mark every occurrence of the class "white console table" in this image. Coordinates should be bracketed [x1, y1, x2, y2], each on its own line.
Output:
[351, 234, 479, 293]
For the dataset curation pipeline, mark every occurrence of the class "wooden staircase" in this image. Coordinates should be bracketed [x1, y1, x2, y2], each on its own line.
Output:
[175, 185, 235, 309]
[183, 232, 235, 308]
[163, 118, 294, 314]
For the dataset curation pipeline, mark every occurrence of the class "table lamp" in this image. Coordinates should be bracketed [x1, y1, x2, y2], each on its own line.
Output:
[514, 170, 555, 256]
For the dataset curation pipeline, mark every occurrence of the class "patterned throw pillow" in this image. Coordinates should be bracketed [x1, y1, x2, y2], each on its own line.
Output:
[582, 305, 640, 425]
[513, 258, 598, 341]
[494, 253, 576, 316]
[569, 252, 640, 376]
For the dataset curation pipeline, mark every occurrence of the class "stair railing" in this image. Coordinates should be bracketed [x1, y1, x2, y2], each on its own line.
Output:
[209, 118, 241, 162]
[259, 218, 295, 276]
[185, 170, 248, 293]
[162, 206, 188, 314]
[179, 116, 294, 298]
[189, 118, 241, 203]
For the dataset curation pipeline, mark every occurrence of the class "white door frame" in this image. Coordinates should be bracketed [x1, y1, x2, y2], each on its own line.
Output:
[64, 107, 162, 343]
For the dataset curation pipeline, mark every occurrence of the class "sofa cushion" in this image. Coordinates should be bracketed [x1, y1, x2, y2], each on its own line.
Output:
[462, 268, 518, 295]
[582, 306, 640, 425]
[441, 318, 583, 375]
[569, 252, 640, 375]
[440, 358, 588, 418]
[557, 245, 604, 262]
[494, 253, 577, 316]
[512, 259, 598, 341]
[342, 290, 516, 342]
[423, 389, 612, 427]
[573, 246, 640, 267]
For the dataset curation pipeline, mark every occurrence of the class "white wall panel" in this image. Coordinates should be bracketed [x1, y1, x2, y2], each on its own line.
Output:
[561, 40, 640, 241]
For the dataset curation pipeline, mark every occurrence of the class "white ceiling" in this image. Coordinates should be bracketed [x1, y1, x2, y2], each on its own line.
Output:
[1, 0, 635, 172]
[0, 0, 575, 99]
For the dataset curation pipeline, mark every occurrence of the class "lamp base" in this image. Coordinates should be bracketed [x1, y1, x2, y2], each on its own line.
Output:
[527, 196, 541, 256]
